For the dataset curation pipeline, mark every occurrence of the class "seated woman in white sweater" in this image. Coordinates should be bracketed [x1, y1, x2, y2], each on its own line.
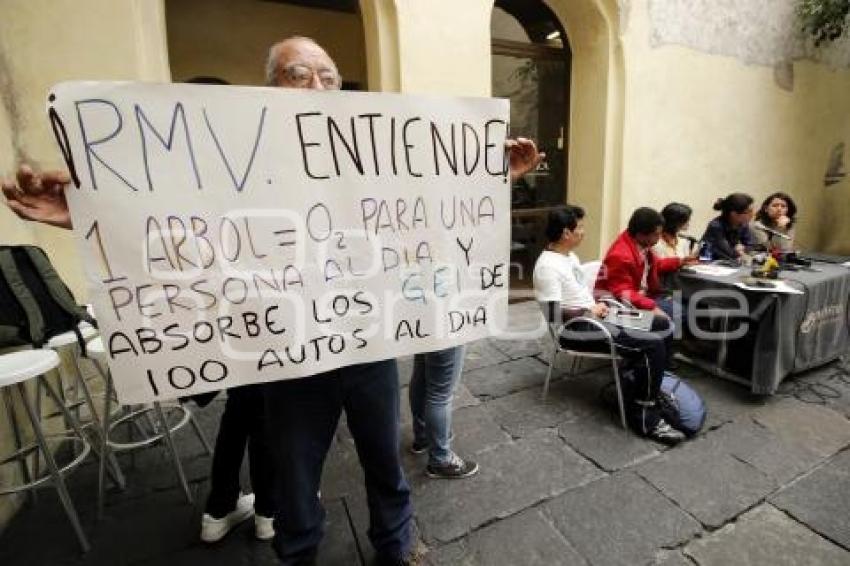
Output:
[533, 206, 685, 444]
[654, 202, 696, 260]
[752, 192, 797, 252]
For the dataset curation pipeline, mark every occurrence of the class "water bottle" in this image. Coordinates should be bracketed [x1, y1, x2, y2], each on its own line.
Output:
[698, 241, 713, 262]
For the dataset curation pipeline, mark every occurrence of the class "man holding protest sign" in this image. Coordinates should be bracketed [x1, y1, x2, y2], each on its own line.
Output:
[258, 37, 540, 564]
[259, 37, 410, 564]
[4, 37, 413, 564]
[4, 35, 542, 564]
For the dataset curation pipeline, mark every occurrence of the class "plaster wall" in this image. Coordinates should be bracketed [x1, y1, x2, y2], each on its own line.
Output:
[0, 48, 35, 247]
[166, 0, 367, 88]
[546, 0, 622, 258]
[0, 0, 170, 298]
[645, 0, 850, 69]
[360, 0, 401, 91]
[0, 0, 170, 533]
[393, 0, 494, 97]
[618, 0, 850, 253]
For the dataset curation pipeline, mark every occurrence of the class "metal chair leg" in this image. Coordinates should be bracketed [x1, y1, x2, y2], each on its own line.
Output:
[97, 364, 115, 521]
[187, 411, 213, 456]
[35, 368, 76, 476]
[610, 358, 628, 430]
[39, 373, 123, 494]
[68, 353, 97, 424]
[2, 388, 36, 503]
[69, 356, 125, 491]
[39, 375, 96, 455]
[542, 348, 558, 401]
[17, 381, 90, 553]
[608, 338, 629, 431]
[91, 357, 140, 462]
[153, 402, 193, 504]
[68, 357, 83, 425]
[32, 373, 54, 484]
[49, 368, 70, 410]
[142, 411, 159, 435]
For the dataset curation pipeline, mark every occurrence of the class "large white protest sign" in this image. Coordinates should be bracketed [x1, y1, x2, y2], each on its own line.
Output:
[48, 82, 510, 403]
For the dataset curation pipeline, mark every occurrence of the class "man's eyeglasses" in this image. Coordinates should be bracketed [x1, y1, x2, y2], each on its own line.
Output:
[282, 64, 341, 90]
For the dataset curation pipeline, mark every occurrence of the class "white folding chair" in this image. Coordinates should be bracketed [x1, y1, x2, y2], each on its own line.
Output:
[580, 260, 602, 292]
[538, 260, 644, 429]
[540, 308, 629, 430]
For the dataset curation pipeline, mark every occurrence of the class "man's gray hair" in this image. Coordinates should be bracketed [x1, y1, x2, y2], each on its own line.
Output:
[265, 36, 326, 86]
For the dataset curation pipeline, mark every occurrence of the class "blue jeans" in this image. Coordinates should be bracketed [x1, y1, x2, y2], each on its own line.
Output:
[655, 296, 682, 339]
[409, 346, 465, 466]
[263, 359, 412, 564]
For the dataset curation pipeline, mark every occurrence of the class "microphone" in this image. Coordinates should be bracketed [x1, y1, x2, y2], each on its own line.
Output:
[752, 222, 791, 240]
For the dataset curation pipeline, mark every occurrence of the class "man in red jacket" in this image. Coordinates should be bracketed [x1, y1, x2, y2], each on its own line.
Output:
[595, 207, 695, 320]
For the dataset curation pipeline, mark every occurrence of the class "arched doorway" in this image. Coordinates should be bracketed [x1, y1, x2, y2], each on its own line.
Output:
[491, 0, 571, 291]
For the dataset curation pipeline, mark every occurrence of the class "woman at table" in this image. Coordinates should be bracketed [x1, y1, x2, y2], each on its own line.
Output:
[752, 191, 797, 252]
[701, 193, 755, 260]
[655, 202, 696, 260]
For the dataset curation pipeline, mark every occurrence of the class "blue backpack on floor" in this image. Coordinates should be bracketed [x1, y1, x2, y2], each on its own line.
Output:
[657, 372, 707, 437]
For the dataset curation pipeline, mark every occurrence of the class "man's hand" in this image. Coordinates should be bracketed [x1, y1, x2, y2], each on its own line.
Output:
[2, 165, 73, 229]
[590, 303, 609, 318]
[734, 243, 746, 257]
[652, 307, 669, 319]
[506, 137, 545, 182]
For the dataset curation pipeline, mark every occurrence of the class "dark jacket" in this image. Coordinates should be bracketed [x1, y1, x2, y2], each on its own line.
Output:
[701, 217, 754, 260]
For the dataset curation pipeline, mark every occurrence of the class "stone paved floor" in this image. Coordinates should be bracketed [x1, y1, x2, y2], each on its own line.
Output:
[2, 301, 849, 565]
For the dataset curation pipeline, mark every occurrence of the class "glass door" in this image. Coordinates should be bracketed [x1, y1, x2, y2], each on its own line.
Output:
[492, 2, 570, 292]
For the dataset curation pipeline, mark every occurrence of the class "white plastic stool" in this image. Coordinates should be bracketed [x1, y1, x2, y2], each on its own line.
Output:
[44, 323, 98, 347]
[42, 324, 99, 425]
[41, 325, 125, 493]
[0, 349, 91, 552]
[85, 337, 212, 518]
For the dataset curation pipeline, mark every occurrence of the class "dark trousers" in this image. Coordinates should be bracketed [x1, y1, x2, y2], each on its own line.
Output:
[205, 384, 276, 518]
[561, 315, 672, 435]
[264, 359, 412, 564]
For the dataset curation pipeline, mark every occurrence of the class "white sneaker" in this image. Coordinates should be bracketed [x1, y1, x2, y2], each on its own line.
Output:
[200, 493, 255, 543]
[649, 419, 686, 446]
[254, 514, 275, 541]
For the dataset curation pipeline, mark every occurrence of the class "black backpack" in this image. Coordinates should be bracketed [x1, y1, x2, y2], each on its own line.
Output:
[0, 245, 97, 352]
